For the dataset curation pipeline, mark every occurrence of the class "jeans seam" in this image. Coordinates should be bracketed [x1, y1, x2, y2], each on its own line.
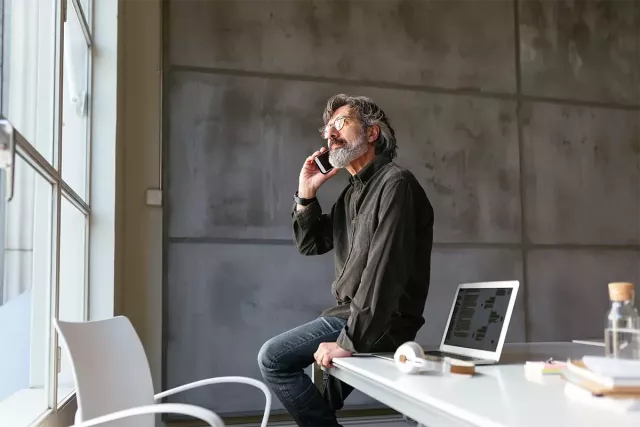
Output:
[284, 380, 317, 411]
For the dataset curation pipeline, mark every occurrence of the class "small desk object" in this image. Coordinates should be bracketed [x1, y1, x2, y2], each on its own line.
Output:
[328, 342, 640, 427]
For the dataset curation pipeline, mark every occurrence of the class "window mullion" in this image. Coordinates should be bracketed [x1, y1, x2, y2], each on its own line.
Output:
[15, 131, 60, 185]
[48, 0, 67, 411]
[70, 0, 93, 47]
[61, 184, 89, 216]
[47, 182, 62, 410]
[83, 213, 90, 321]
[85, 34, 94, 208]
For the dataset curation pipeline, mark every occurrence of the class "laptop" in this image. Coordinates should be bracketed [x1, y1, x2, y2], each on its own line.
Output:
[357, 280, 519, 366]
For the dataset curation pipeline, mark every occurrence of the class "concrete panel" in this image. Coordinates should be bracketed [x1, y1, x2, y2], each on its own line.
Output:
[165, 242, 381, 415]
[380, 94, 521, 243]
[527, 249, 640, 342]
[168, 71, 521, 243]
[415, 248, 526, 347]
[166, 71, 351, 239]
[519, 0, 640, 105]
[522, 102, 640, 245]
[167, 0, 516, 93]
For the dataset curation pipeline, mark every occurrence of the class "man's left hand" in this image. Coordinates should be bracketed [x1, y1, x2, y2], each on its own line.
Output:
[314, 342, 352, 368]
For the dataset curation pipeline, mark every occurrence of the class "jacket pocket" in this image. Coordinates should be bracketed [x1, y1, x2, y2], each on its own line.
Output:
[370, 331, 397, 352]
[350, 214, 374, 254]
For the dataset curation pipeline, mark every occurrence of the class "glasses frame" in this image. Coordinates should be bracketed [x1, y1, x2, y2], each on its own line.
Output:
[319, 115, 354, 139]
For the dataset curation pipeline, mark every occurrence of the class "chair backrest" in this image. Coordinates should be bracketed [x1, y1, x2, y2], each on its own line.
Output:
[54, 316, 155, 427]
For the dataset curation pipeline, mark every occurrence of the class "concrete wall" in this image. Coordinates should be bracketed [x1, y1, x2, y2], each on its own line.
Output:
[160, 0, 640, 419]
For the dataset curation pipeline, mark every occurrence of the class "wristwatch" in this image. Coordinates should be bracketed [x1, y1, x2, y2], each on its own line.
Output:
[294, 191, 316, 206]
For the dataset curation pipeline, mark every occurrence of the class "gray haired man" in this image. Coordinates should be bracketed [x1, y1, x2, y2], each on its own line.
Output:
[258, 94, 434, 426]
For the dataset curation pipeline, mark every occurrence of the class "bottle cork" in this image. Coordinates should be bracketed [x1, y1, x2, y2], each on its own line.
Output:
[608, 282, 635, 302]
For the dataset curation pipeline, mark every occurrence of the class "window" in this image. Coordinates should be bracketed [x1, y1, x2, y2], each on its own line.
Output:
[0, 0, 93, 424]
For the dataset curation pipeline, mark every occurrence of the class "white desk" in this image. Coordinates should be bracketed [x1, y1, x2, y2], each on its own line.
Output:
[329, 342, 640, 427]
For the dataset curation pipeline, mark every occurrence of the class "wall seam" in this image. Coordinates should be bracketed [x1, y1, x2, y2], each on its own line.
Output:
[160, 0, 170, 414]
[513, 0, 529, 342]
[166, 237, 640, 251]
[169, 64, 640, 112]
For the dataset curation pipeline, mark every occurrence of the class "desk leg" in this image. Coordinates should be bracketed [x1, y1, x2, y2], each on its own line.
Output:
[311, 362, 324, 392]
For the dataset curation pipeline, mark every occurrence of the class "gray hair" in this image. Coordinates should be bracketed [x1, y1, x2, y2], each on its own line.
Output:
[322, 94, 397, 159]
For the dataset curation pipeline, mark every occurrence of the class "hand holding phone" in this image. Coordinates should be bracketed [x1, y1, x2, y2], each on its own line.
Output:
[314, 150, 334, 174]
[299, 147, 339, 198]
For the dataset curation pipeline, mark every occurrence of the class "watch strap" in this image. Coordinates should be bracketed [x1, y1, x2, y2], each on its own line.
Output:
[294, 191, 316, 206]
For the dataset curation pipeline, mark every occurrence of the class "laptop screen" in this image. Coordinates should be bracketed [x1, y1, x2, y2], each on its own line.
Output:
[443, 287, 513, 352]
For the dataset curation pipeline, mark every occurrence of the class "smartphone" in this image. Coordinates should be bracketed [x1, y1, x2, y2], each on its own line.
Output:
[314, 150, 334, 174]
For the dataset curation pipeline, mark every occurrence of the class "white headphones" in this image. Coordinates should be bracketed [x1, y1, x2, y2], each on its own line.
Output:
[393, 341, 475, 375]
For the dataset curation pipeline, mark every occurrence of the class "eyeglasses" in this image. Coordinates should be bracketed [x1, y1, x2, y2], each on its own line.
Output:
[320, 115, 350, 139]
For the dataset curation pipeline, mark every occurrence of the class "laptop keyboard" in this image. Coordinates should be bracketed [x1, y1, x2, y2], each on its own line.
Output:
[424, 350, 479, 361]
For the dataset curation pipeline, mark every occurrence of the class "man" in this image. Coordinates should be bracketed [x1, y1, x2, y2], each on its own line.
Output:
[258, 94, 434, 426]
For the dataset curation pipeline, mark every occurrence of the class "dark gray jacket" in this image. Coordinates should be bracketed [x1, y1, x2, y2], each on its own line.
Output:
[292, 154, 434, 352]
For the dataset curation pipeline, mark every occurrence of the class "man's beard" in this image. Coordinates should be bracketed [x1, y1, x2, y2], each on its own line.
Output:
[328, 133, 368, 168]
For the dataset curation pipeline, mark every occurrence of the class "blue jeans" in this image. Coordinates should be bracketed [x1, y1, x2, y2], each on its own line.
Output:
[257, 316, 353, 426]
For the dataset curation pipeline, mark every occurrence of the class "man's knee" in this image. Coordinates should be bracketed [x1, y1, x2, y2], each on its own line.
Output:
[257, 335, 282, 373]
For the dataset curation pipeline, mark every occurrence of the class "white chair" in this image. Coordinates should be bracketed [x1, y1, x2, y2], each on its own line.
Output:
[54, 316, 271, 427]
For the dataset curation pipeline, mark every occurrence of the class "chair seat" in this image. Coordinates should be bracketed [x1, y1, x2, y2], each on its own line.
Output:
[54, 316, 271, 427]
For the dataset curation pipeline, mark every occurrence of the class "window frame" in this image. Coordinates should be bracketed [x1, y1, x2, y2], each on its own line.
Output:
[0, 0, 95, 423]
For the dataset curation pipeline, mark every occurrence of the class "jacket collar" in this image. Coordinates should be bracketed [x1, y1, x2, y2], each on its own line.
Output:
[349, 153, 392, 185]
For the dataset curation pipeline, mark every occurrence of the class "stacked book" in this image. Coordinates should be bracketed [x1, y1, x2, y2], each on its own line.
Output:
[561, 356, 640, 412]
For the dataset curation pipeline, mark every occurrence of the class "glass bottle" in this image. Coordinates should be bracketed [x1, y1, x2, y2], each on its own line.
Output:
[605, 282, 640, 360]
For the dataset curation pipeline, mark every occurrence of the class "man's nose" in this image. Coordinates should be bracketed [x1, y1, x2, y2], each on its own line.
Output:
[326, 125, 339, 140]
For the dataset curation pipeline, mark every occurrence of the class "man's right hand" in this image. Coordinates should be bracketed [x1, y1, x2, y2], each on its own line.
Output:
[298, 147, 339, 199]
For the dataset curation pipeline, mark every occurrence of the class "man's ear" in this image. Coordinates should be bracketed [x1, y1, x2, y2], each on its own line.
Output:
[367, 125, 380, 144]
